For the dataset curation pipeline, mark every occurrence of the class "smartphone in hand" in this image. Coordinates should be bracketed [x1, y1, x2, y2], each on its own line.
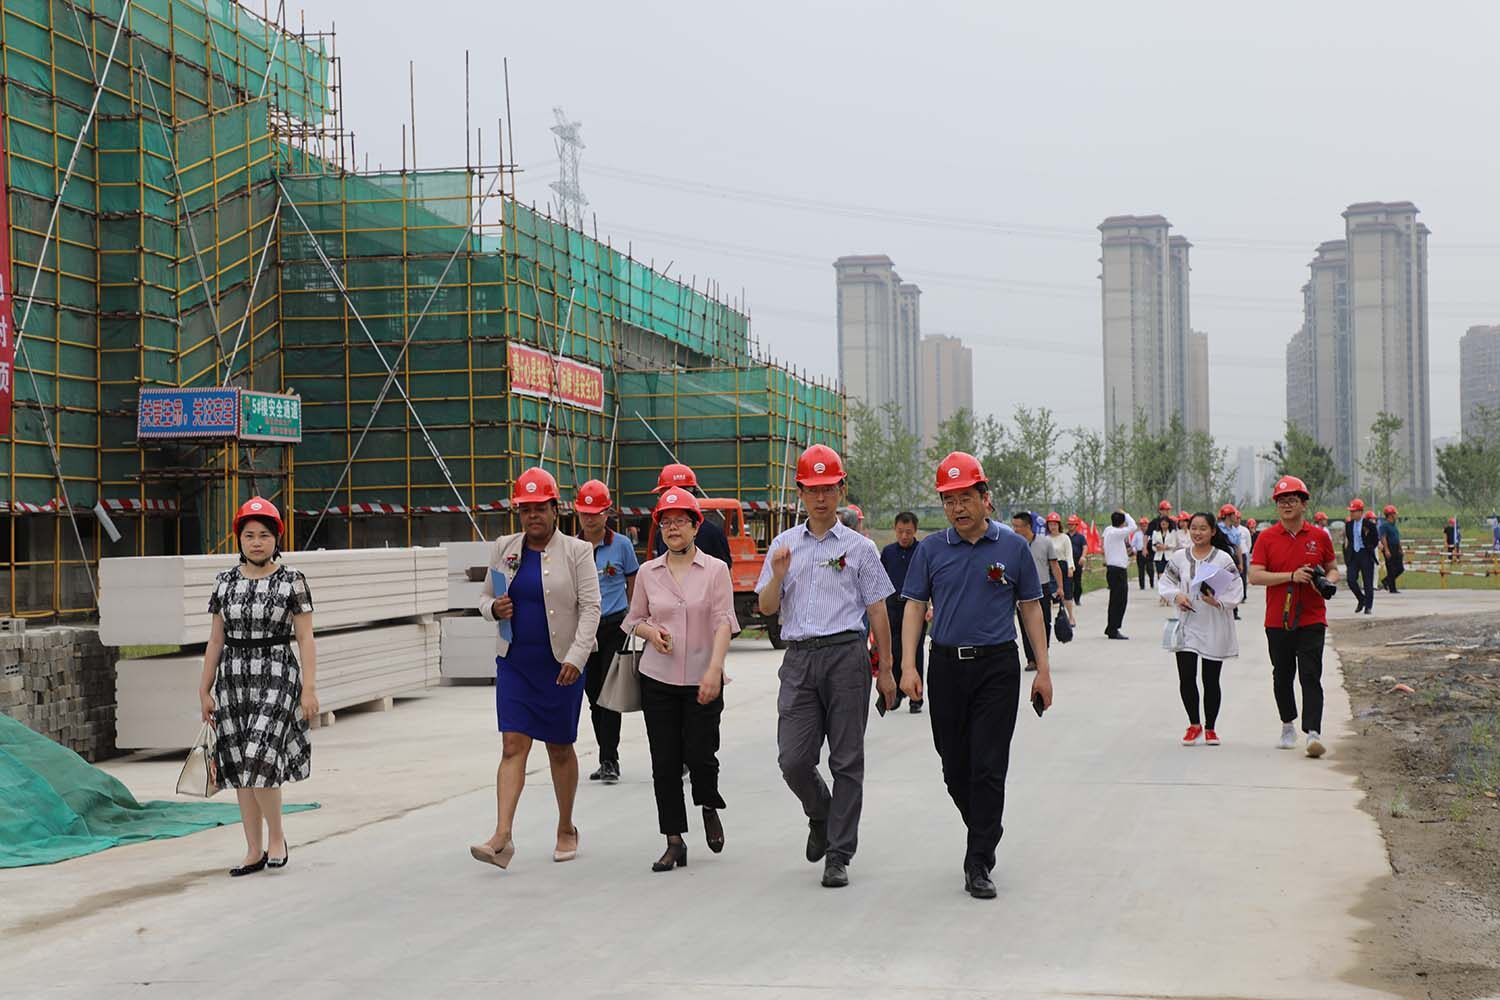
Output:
[1032, 691, 1046, 718]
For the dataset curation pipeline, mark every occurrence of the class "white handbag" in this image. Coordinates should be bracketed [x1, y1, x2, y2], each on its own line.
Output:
[598, 637, 644, 714]
[176, 722, 221, 798]
[1160, 616, 1187, 652]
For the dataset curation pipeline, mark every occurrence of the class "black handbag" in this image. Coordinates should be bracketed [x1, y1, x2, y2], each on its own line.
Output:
[1054, 613, 1074, 644]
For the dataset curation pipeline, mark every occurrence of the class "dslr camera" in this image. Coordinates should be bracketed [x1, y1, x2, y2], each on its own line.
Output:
[1307, 564, 1338, 600]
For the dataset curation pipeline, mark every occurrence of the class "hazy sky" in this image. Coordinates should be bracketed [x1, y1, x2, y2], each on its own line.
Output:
[311, 0, 1499, 453]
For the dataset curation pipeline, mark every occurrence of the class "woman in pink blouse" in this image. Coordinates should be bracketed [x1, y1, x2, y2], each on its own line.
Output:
[622, 489, 738, 872]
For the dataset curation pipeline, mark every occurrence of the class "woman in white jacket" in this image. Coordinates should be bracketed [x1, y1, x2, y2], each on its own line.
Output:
[1158, 512, 1240, 747]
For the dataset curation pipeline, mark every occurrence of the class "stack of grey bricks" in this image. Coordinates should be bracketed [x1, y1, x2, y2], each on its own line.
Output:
[0, 620, 117, 762]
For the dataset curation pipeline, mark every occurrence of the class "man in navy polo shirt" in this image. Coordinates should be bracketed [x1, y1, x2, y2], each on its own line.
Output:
[576, 479, 639, 783]
[899, 451, 1053, 900]
[881, 511, 926, 713]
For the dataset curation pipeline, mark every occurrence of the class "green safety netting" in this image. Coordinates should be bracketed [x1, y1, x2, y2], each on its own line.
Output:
[0, 713, 317, 868]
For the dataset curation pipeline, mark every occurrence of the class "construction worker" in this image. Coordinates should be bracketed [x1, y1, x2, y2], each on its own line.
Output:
[1248, 475, 1338, 759]
[648, 463, 733, 570]
[1313, 511, 1332, 543]
[1343, 498, 1377, 614]
[897, 451, 1052, 899]
[1067, 515, 1088, 606]
[881, 512, 926, 714]
[574, 480, 639, 785]
[1444, 517, 1462, 561]
[1218, 503, 1249, 619]
[756, 445, 895, 889]
[1133, 516, 1154, 590]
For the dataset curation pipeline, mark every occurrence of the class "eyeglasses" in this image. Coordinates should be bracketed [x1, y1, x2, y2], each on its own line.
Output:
[1273, 497, 1302, 507]
[659, 517, 696, 530]
[798, 485, 840, 499]
[941, 493, 982, 509]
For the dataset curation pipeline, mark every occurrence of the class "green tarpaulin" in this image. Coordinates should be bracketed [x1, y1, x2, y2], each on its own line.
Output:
[0, 714, 317, 868]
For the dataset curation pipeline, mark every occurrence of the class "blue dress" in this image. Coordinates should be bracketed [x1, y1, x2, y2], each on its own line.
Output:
[496, 546, 586, 743]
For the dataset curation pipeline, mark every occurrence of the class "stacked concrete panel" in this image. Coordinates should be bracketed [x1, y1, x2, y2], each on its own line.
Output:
[0, 624, 117, 762]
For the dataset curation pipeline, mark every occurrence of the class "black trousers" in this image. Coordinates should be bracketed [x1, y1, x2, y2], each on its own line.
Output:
[1072, 562, 1086, 604]
[640, 673, 725, 836]
[1136, 553, 1155, 589]
[1383, 551, 1404, 591]
[1018, 588, 1053, 664]
[1175, 651, 1223, 728]
[888, 600, 927, 703]
[1345, 550, 1375, 610]
[927, 642, 1021, 872]
[1265, 625, 1325, 734]
[582, 612, 629, 764]
[1105, 565, 1129, 635]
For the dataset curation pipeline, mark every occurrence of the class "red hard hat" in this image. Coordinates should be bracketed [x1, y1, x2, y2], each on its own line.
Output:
[1246, 518, 1258, 528]
[796, 444, 846, 487]
[1364, 510, 1376, 520]
[1137, 516, 1149, 525]
[1046, 511, 1062, 524]
[1314, 511, 1328, 521]
[1271, 475, 1309, 500]
[574, 479, 612, 514]
[847, 503, 864, 521]
[1449, 517, 1457, 525]
[233, 496, 282, 536]
[654, 489, 703, 524]
[512, 467, 560, 504]
[1158, 500, 1172, 511]
[935, 451, 986, 493]
[653, 463, 698, 494]
[1347, 497, 1365, 511]
[1383, 504, 1397, 515]
[1067, 514, 1081, 524]
[1218, 503, 1237, 517]
[1176, 510, 1190, 521]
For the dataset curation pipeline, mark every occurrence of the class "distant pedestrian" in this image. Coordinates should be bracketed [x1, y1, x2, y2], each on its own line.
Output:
[471, 467, 601, 870]
[1150, 513, 1176, 605]
[897, 451, 1052, 900]
[199, 497, 317, 877]
[756, 445, 895, 889]
[1159, 512, 1241, 746]
[1011, 511, 1061, 671]
[1217, 504, 1250, 620]
[881, 512, 927, 714]
[1248, 476, 1338, 759]
[1101, 508, 1137, 639]
[1491, 514, 1500, 553]
[1067, 515, 1088, 605]
[1133, 516, 1155, 590]
[622, 489, 737, 872]
[1045, 513, 1077, 628]
[574, 480, 639, 785]
[649, 464, 733, 570]
[1312, 511, 1332, 544]
[1343, 498, 1377, 615]
[1444, 517, 1462, 561]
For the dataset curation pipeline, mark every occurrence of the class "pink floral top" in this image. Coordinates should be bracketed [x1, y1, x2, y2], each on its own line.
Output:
[622, 548, 739, 686]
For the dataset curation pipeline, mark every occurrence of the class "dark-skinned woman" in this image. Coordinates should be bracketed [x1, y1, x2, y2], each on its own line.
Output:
[622, 489, 737, 872]
[197, 497, 318, 876]
[469, 467, 601, 869]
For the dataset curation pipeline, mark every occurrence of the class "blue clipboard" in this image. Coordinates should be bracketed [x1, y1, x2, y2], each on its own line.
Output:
[490, 569, 512, 642]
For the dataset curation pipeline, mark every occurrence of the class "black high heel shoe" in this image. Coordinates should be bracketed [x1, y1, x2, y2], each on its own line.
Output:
[702, 807, 725, 854]
[230, 853, 268, 877]
[267, 843, 290, 870]
[651, 840, 687, 872]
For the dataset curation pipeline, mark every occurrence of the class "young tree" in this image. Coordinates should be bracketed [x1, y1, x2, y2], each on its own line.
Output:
[1103, 422, 1132, 508]
[1360, 411, 1410, 500]
[1013, 405, 1060, 506]
[844, 401, 922, 520]
[1185, 430, 1233, 510]
[923, 407, 978, 468]
[1262, 422, 1342, 502]
[1436, 437, 1500, 512]
[1067, 425, 1107, 521]
[1131, 411, 1185, 513]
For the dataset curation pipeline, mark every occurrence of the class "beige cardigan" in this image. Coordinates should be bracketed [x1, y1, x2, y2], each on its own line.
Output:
[477, 530, 602, 667]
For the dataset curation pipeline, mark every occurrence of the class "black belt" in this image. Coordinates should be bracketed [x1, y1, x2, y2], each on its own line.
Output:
[786, 630, 863, 651]
[599, 610, 627, 626]
[224, 634, 292, 649]
[931, 640, 1015, 661]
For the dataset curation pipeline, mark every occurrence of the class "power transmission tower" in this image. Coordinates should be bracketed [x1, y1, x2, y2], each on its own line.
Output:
[549, 106, 588, 230]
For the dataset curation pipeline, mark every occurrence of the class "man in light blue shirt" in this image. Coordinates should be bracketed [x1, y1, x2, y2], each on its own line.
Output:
[756, 444, 894, 890]
[576, 480, 639, 784]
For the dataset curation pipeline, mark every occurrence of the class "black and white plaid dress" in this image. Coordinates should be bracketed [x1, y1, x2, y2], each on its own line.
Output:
[208, 565, 315, 788]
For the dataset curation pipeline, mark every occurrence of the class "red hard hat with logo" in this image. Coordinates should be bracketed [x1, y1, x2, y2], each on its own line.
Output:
[1046, 512, 1062, 524]
[1271, 475, 1309, 500]
[1347, 497, 1365, 511]
[512, 467, 560, 505]
[1314, 511, 1328, 521]
[1449, 517, 1457, 525]
[1364, 510, 1376, 520]
[654, 489, 703, 524]
[1247, 518, 1258, 528]
[1218, 503, 1237, 517]
[847, 503, 864, 522]
[233, 496, 282, 536]
[1067, 514, 1081, 525]
[795, 445, 846, 487]
[1137, 516, 1148, 526]
[653, 463, 698, 494]
[1176, 510, 1190, 522]
[1158, 500, 1172, 511]
[574, 479, 612, 514]
[935, 451, 986, 493]
[1383, 504, 1397, 515]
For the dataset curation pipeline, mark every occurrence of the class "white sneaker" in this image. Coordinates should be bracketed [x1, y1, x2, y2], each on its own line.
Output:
[1306, 732, 1326, 758]
[1277, 723, 1297, 750]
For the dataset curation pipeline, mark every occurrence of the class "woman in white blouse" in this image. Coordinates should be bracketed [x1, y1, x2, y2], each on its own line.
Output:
[1149, 515, 1177, 605]
[1157, 512, 1240, 747]
[1044, 513, 1077, 627]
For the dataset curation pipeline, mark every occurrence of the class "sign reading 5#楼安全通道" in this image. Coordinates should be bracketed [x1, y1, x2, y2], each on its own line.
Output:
[239, 390, 302, 443]
[136, 388, 240, 439]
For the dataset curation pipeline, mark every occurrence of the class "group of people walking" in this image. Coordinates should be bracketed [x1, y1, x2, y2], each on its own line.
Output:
[196, 453, 1358, 896]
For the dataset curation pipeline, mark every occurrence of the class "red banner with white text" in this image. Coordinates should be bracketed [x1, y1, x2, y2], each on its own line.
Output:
[507, 342, 605, 413]
[0, 106, 15, 436]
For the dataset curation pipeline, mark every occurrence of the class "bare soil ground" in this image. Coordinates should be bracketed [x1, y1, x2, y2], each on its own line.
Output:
[1332, 613, 1500, 999]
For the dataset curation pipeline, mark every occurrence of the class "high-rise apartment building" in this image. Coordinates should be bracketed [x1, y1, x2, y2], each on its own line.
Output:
[834, 255, 921, 434]
[1284, 203, 1430, 492]
[1098, 216, 1193, 434]
[918, 334, 974, 447]
[1460, 325, 1500, 442]
[1186, 330, 1210, 436]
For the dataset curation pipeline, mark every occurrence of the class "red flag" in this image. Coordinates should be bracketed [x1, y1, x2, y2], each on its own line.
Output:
[1086, 521, 1102, 555]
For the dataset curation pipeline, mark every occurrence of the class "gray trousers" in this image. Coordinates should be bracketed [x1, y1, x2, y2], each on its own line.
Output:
[775, 638, 871, 863]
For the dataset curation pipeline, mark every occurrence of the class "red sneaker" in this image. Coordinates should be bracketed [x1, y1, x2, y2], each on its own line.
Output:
[1181, 725, 1203, 746]
[1204, 729, 1221, 746]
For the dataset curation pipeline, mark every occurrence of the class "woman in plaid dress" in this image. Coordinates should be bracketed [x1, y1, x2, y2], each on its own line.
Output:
[197, 497, 319, 877]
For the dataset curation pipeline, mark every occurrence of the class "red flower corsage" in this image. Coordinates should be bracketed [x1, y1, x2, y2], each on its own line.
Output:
[824, 554, 848, 572]
[985, 561, 1007, 585]
[504, 554, 520, 572]
[602, 563, 619, 577]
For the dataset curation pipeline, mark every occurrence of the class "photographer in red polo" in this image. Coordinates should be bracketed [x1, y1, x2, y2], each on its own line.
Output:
[1248, 475, 1340, 759]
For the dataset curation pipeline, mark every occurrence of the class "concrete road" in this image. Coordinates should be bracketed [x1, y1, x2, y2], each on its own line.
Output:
[1, 584, 1409, 999]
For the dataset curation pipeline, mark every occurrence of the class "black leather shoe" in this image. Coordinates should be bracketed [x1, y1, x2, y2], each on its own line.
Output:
[266, 843, 290, 870]
[805, 819, 828, 863]
[703, 807, 725, 854]
[821, 858, 849, 888]
[1107, 632, 1129, 640]
[965, 865, 997, 899]
[652, 840, 687, 872]
[230, 852, 268, 877]
[909, 700, 923, 714]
